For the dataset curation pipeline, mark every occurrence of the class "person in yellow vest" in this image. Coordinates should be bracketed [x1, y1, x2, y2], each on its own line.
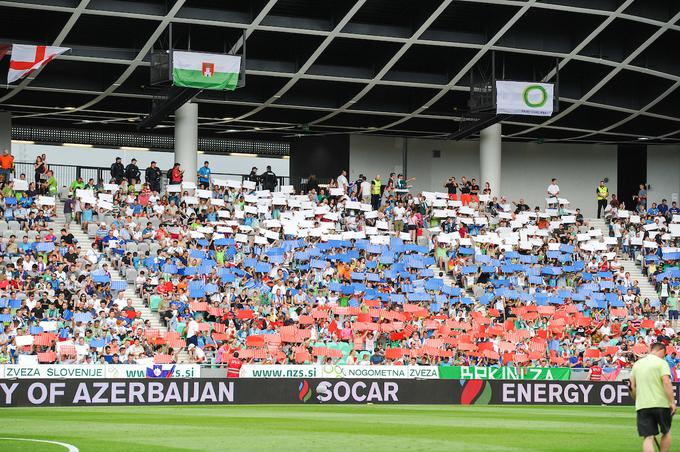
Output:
[596, 180, 609, 219]
[371, 174, 382, 210]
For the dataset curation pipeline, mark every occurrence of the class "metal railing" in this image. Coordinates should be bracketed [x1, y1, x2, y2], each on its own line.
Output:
[14, 162, 77, 187]
[12, 162, 340, 194]
[13, 161, 295, 191]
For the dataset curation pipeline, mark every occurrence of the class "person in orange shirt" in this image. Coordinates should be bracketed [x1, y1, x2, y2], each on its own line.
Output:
[0, 149, 14, 182]
[337, 262, 351, 281]
[176, 279, 188, 294]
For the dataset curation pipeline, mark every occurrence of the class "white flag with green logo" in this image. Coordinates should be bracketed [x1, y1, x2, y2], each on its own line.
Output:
[172, 51, 241, 91]
[496, 81, 554, 116]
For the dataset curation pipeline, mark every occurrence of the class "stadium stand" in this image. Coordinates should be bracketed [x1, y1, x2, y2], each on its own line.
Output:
[2, 163, 678, 378]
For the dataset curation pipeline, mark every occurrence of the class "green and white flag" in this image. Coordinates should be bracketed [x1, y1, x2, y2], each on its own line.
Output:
[172, 51, 241, 91]
[496, 81, 554, 116]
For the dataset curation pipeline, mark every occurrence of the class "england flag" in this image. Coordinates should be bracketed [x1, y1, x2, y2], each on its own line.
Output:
[7, 44, 69, 84]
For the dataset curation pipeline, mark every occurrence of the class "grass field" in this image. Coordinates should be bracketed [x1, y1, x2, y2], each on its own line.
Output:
[0, 405, 658, 451]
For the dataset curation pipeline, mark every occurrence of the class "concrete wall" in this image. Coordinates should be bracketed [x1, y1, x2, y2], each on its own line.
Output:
[500, 142, 617, 216]
[348, 135, 406, 181]
[11, 143, 289, 177]
[350, 134, 618, 217]
[647, 145, 680, 205]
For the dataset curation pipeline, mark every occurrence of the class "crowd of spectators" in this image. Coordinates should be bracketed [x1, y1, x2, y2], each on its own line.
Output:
[0, 153, 678, 380]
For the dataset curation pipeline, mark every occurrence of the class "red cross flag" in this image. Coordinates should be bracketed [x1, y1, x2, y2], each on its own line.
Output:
[7, 44, 70, 84]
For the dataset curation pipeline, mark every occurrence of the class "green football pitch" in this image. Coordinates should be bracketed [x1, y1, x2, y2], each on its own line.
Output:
[0, 405, 658, 451]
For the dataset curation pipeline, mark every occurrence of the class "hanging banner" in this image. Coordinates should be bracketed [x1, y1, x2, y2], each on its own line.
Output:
[172, 51, 241, 91]
[496, 81, 554, 116]
[439, 366, 571, 381]
[7, 44, 70, 84]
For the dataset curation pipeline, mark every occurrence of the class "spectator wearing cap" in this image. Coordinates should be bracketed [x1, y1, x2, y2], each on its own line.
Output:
[188, 343, 206, 363]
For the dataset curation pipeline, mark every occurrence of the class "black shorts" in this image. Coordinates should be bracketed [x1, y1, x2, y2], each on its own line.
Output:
[637, 408, 673, 437]
[670, 310, 679, 320]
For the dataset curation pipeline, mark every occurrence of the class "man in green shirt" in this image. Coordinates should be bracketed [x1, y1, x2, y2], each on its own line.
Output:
[45, 170, 58, 196]
[69, 176, 85, 194]
[631, 343, 677, 452]
[668, 291, 679, 330]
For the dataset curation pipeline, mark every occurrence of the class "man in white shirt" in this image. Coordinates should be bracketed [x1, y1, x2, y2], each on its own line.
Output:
[272, 280, 286, 297]
[188, 343, 205, 363]
[360, 176, 371, 204]
[547, 178, 560, 204]
[623, 289, 637, 304]
[113, 292, 127, 309]
[167, 239, 184, 255]
[186, 317, 199, 346]
[337, 170, 349, 193]
[393, 202, 406, 233]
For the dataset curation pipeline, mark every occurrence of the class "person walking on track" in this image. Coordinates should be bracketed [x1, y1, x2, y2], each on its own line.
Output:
[630, 342, 676, 452]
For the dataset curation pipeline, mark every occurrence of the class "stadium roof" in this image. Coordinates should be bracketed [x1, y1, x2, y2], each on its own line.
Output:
[1, 0, 680, 145]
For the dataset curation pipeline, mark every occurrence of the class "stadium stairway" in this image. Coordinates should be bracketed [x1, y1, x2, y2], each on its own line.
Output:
[53, 199, 190, 363]
[588, 218, 659, 304]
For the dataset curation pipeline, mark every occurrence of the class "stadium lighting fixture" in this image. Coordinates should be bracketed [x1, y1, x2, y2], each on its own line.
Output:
[11, 140, 35, 144]
[63, 143, 93, 148]
[64, 106, 76, 110]
[282, 155, 290, 159]
[222, 117, 233, 121]
[120, 146, 150, 151]
[230, 153, 258, 157]
[637, 137, 650, 141]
